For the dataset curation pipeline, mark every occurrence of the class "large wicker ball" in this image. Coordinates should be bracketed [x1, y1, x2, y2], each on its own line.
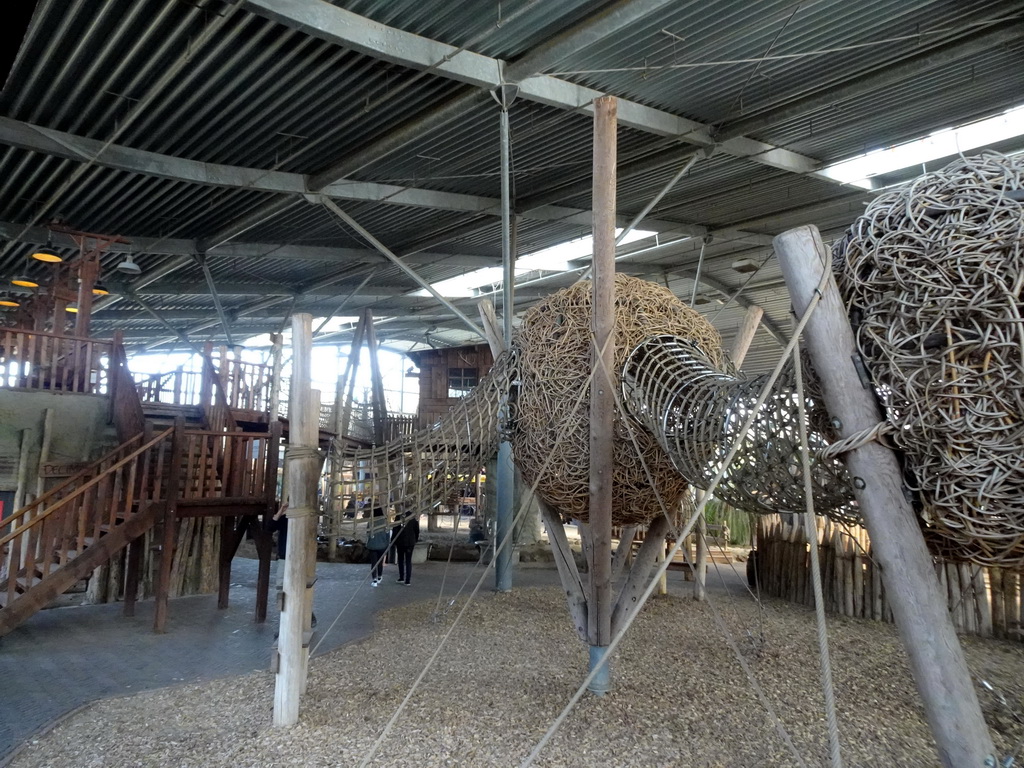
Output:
[510, 274, 724, 525]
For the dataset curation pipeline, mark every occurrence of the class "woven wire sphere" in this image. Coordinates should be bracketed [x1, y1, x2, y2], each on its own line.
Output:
[509, 274, 725, 526]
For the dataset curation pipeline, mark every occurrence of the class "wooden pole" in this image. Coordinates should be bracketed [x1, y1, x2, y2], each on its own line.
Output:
[154, 417, 184, 633]
[775, 224, 995, 767]
[587, 95, 616, 695]
[363, 310, 387, 446]
[268, 333, 283, 422]
[274, 313, 318, 727]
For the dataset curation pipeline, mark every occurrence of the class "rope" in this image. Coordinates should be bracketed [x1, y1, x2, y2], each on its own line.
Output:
[794, 340, 844, 768]
[817, 420, 895, 462]
[521, 260, 836, 768]
[356, 340, 604, 768]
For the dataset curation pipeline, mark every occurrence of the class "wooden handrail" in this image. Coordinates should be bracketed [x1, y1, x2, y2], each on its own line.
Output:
[0, 427, 173, 549]
[0, 328, 111, 345]
[1, 434, 145, 529]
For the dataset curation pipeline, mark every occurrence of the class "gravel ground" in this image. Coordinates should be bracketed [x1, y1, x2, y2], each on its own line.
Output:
[10, 588, 1024, 767]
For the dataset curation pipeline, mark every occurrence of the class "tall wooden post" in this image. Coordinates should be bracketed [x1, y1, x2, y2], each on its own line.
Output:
[268, 333, 283, 422]
[587, 95, 617, 695]
[274, 313, 318, 726]
[154, 417, 184, 633]
[695, 304, 763, 600]
[74, 247, 100, 339]
[775, 225, 995, 767]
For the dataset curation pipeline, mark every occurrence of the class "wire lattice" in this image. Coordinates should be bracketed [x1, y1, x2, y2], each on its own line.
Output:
[837, 151, 1024, 567]
[340, 353, 510, 518]
[510, 275, 724, 525]
[621, 335, 857, 523]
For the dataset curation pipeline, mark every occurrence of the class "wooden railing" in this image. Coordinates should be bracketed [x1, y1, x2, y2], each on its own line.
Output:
[110, 335, 146, 440]
[177, 429, 276, 501]
[0, 429, 171, 605]
[134, 367, 204, 406]
[0, 328, 112, 394]
[214, 355, 272, 413]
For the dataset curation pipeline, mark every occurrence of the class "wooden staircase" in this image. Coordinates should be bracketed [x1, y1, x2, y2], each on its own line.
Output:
[0, 429, 173, 635]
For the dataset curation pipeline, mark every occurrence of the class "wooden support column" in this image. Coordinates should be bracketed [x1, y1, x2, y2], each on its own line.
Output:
[218, 515, 236, 610]
[154, 417, 184, 633]
[268, 333, 283, 421]
[274, 313, 318, 727]
[587, 95, 617, 695]
[73, 247, 100, 339]
[364, 310, 387, 446]
[775, 225, 995, 768]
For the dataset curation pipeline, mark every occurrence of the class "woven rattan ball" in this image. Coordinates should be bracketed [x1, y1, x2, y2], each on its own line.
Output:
[510, 274, 724, 525]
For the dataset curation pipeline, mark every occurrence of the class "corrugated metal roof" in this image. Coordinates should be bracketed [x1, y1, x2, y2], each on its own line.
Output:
[0, 0, 1020, 371]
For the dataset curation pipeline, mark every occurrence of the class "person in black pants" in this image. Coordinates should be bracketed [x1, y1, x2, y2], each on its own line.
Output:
[391, 509, 420, 585]
[366, 506, 390, 586]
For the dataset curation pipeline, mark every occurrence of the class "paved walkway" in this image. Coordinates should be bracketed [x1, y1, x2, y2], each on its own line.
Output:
[0, 554, 749, 762]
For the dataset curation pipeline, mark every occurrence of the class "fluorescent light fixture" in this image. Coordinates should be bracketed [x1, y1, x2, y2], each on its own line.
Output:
[11, 275, 38, 288]
[821, 103, 1024, 189]
[731, 258, 760, 274]
[415, 228, 657, 298]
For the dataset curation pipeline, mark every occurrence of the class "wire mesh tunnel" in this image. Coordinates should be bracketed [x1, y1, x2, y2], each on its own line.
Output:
[621, 334, 857, 523]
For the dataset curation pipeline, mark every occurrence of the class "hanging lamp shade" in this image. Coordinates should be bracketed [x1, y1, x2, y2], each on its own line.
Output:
[31, 246, 62, 262]
[65, 302, 78, 313]
[11, 274, 39, 288]
[116, 252, 141, 275]
[0, 296, 21, 307]
[92, 281, 110, 296]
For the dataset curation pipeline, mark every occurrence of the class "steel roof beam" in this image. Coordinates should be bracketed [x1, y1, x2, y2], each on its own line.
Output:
[0, 117, 708, 240]
[0, 219, 498, 266]
[245, 0, 826, 185]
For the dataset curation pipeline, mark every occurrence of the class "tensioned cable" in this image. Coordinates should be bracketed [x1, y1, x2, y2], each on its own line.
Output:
[356, 335, 608, 768]
[545, 17, 1021, 75]
[521, 261, 835, 768]
[794, 339, 843, 768]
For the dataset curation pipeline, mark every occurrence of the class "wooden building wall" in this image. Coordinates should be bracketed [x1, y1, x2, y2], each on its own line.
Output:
[409, 344, 494, 429]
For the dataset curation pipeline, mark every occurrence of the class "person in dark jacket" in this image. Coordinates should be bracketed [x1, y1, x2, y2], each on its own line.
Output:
[365, 505, 390, 586]
[391, 508, 420, 585]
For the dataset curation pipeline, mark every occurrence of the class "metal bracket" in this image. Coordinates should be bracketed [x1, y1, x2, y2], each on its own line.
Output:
[851, 352, 872, 389]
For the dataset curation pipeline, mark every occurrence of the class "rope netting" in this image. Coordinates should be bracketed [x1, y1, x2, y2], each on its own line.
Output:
[836, 151, 1024, 568]
[339, 353, 511, 518]
[621, 334, 858, 524]
[510, 275, 724, 525]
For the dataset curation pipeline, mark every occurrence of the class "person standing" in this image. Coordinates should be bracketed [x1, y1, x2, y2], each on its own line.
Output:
[392, 509, 420, 585]
[365, 505, 390, 586]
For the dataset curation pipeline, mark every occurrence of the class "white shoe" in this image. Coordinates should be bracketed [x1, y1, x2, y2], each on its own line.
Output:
[371, 579, 379, 587]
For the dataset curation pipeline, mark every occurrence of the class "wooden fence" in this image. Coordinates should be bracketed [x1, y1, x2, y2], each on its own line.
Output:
[755, 514, 1022, 642]
[0, 328, 111, 394]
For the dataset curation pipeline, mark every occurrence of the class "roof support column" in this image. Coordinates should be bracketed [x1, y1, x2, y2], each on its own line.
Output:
[494, 82, 518, 593]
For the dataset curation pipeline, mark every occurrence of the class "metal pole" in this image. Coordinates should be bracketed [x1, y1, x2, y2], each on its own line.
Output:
[774, 225, 995, 768]
[587, 95, 617, 695]
[494, 83, 518, 592]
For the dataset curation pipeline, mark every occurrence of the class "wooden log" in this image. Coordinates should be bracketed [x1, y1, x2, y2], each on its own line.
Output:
[990, 568, 1005, 640]
[852, 542, 864, 619]
[976, 567, 992, 637]
[776, 224, 996, 766]
[274, 313, 319, 726]
[587, 95, 615, 661]
[1006, 571, 1021, 642]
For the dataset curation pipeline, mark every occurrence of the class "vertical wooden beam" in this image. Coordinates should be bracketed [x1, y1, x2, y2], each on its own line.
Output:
[218, 515, 235, 610]
[363, 310, 387, 445]
[775, 224, 995, 768]
[123, 535, 143, 617]
[268, 333, 283, 422]
[587, 95, 617, 694]
[154, 418, 184, 633]
[540, 500, 588, 643]
[74, 247, 100, 339]
[274, 313, 318, 727]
